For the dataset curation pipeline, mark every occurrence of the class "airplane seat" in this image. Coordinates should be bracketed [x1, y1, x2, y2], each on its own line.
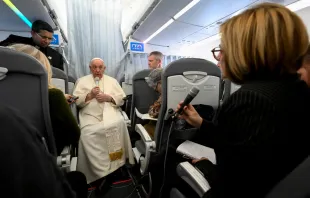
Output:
[130, 69, 159, 126]
[0, 46, 57, 155]
[68, 75, 76, 95]
[130, 69, 159, 173]
[121, 81, 133, 120]
[119, 82, 133, 126]
[265, 155, 310, 198]
[170, 188, 187, 198]
[68, 75, 79, 123]
[221, 79, 241, 103]
[174, 155, 310, 198]
[172, 161, 211, 198]
[51, 67, 69, 94]
[134, 58, 221, 176]
[51, 66, 75, 171]
[130, 69, 159, 129]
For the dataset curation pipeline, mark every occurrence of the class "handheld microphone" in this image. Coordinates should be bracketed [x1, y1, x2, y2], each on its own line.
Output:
[94, 77, 99, 87]
[172, 86, 200, 119]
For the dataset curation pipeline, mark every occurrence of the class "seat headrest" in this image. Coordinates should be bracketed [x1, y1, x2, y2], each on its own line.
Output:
[68, 75, 76, 83]
[133, 69, 152, 81]
[52, 67, 67, 79]
[0, 67, 8, 80]
[0, 47, 47, 76]
[163, 58, 221, 78]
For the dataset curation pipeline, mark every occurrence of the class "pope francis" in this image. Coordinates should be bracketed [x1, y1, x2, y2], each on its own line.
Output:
[73, 58, 134, 183]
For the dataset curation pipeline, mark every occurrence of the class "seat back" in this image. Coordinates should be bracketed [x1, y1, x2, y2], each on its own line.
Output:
[266, 156, 310, 198]
[155, 58, 221, 151]
[52, 67, 68, 94]
[0, 47, 56, 155]
[130, 69, 159, 127]
[222, 79, 241, 102]
[68, 75, 76, 95]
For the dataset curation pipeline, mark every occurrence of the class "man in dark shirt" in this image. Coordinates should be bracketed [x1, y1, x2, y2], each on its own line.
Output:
[0, 20, 64, 71]
[0, 104, 83, 198]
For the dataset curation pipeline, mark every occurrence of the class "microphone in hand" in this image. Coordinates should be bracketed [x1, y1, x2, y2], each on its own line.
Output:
[173, 86, 200, 119]
[94, 77, 100, 87]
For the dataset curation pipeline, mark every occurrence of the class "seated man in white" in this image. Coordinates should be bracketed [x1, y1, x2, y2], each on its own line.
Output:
[73, 58, 134, 184]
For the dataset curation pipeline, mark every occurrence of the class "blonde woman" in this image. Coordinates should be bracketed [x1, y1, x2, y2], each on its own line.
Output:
[176, 3, 310, 198]
[10, 44, 80, 156]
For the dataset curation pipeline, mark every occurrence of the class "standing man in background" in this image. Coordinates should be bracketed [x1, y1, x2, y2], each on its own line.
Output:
[148, 51, 163, 69]
[0, 20, 64, 71]
[119, 51, 163, 84]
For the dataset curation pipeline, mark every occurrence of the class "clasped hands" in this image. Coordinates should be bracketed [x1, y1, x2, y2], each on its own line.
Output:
[90, 87, 112, 103]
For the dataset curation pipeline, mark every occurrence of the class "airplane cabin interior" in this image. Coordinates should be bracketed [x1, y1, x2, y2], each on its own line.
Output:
[1, 0, 310, 197]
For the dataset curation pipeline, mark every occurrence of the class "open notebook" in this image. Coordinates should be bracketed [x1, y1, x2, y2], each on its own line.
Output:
[135, 108, 157, 121]
[177, 140, 216, 165]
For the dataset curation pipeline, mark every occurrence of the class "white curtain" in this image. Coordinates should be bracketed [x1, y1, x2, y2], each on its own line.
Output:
[66, 0, 124, 79]
[121, 52, 189, 84]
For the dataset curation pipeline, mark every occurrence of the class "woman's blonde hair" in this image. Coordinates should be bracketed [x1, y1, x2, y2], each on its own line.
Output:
[10, 44, 53, 88]
[220, 2, 309, 84]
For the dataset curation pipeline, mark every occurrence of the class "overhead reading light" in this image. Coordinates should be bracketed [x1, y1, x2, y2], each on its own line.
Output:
[143, 0, 200, 43]
[3, 0, 32, 28]
[286, 0, 310, 12]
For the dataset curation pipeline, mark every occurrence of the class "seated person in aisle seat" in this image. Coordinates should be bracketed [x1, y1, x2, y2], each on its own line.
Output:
[10, 44, 80, 155]
[176, 3, 310, 198]
[144, 68, 163, 139]
[148, 51, 163, 69]
[0, 20, 64, 71]
[298, 45, 310, 86]
[0, 104, 87, 198]
[73, 58, 134, 185]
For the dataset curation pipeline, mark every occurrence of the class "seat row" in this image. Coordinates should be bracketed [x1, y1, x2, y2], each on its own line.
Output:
[122, 58, 309, 198]
[0, 46, 77, 172]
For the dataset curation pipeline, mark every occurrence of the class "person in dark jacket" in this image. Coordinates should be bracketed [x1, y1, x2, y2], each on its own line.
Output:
[0, 104, 87, 198]
[0, 20, 64, 71]
[177, 3, 310, 198]
[10, 44, 80, 155]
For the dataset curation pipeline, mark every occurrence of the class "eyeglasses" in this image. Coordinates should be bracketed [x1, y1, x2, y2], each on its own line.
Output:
[211, 46, 222, 61]
[35, 32, 55, 42]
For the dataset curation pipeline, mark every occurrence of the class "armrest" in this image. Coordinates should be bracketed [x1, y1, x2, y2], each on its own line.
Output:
[70, 157, 77, 171]
[135, 124, 152, 142]
[134, 124, 156, 175]
[177, 161, 210, 197]
[121, 110, 131, 126]
[61, 146, 71, 156]
[70, 103, 79, 123]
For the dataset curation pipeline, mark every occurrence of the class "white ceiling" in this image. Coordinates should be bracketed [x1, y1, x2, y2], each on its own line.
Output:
[0, 0, 56, 32]
[132, 0, 298, 48]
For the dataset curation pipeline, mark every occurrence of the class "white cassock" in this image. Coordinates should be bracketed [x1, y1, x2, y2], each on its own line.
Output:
[73, 74, 134, 183]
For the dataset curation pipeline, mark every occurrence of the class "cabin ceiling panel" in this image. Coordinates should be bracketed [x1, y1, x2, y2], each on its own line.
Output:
[0, 0, 56, 32]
